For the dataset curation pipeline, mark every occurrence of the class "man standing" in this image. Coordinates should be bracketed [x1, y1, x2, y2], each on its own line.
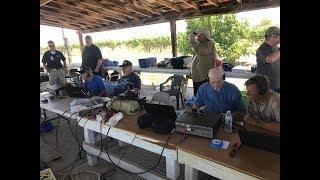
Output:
[189, 28, 216, 95]
[41, 40, 68, 85]
[256, 26, 280, 93]
[81, 35, 103, 77]
[244, 74, 280, 133]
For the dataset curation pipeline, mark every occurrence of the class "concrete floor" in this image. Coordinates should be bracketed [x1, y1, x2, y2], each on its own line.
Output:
[40, 84, 219, 180]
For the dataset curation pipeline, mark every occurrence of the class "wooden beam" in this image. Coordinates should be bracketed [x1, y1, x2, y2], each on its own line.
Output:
[152, 0, 181, 12]
[74, 0, 129, 22]
[41, 17, 86, 28]
[40, 0, 53, 6]
[40, 9, 106, 28]
[40, 12, 96, 28]
[123, 5, 153, 18]
[207, 0, 220, 7]
[54, 0, 120, 24]
[132, 0, 162, 16]
[182, 0, 199, 10]
[42, 4, 111, 26]
[170, 20, 177, 57]
[40, 19, 80, 30]
[81, 0, 140, 20]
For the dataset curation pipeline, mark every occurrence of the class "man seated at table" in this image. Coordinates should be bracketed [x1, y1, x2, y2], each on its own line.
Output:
[243, 74, 280, 133]
[193, 67, 245, 114]
[79, 67, 107, 97]
[110, 60, 141, 96]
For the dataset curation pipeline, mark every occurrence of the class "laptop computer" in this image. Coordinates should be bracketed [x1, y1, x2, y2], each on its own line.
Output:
[237, 126, 280, 154]
[142, 102, 177, 122]
[64, 84, 92, 98]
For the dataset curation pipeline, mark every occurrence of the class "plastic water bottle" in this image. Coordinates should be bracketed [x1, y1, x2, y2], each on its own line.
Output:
[224, 111, 233, 133]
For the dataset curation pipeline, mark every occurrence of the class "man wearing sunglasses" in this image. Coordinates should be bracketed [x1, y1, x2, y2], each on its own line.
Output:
[255, 26, 280, 93]
[41, 40, 68, 86]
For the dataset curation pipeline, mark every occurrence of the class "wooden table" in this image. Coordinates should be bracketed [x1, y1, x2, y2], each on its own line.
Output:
[78, 112, 185, 180]
[178, 127, 280, 180]
[40, 94, 184, 180]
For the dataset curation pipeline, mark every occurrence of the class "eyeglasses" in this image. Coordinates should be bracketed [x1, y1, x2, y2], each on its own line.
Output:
[49, 45, 55, 47]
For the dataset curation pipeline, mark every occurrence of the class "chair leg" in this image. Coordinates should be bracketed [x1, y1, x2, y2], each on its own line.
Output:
[176, 95, 179, 110]
[180, 92, 184, 108]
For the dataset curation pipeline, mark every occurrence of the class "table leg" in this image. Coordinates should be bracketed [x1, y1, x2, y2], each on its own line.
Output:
[185, 165, 198, 180]
[166, 157, 180, 180]
[83, 128, 97, 166]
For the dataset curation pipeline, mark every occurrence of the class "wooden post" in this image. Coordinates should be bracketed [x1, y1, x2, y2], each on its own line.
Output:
[170, 20, 177, 57]
[77, 30, 84, 57]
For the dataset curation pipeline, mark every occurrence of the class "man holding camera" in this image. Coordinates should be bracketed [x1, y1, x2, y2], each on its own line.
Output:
[189, 29, 216, 95]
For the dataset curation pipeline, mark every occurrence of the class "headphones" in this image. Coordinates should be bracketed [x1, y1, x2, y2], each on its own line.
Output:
[252, 76, 268, 95]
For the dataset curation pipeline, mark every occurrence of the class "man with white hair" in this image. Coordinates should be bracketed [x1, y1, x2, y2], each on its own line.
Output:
[189, 28, 216, 95]
[193, 67, 245, 113]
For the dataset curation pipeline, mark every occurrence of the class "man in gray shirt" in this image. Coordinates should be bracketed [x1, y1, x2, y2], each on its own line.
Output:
[255, 26, 280, 93]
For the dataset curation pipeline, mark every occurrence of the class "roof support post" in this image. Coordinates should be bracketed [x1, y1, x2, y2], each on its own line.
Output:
[77, 30, 84, 58]
[170, 19, 177, 57]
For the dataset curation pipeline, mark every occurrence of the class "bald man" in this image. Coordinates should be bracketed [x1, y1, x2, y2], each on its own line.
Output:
[194, 67, 245, 113]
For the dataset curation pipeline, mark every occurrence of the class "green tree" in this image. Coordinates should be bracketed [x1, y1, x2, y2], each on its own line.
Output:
[249, 18, 273, 43]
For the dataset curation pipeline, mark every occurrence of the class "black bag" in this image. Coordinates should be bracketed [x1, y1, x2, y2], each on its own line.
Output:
[237, 126, 280, 154]
[170, 56, 189, 69]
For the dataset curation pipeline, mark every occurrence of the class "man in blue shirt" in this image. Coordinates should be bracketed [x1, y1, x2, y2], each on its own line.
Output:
[194, 67, 245, 113]
[79, 67, 107, 97]
[113, 60, 141, 95]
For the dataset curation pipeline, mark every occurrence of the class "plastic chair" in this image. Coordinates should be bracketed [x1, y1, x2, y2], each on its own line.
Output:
[151, 92, 171, 105]
[160, 75, 186, 109]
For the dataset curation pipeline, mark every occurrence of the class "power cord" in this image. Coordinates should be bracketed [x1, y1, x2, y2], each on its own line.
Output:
[104, 126, 174, 175]
[100, 129, 142, 179]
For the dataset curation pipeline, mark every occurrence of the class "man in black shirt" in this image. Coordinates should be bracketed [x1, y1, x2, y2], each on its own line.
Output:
[255, 26, 280, 93]
[81, 35, 103, 77]
[41, 40, 68, 85]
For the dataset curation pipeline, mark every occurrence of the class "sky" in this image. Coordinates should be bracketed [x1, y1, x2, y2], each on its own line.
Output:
[40, 7, 279, 47]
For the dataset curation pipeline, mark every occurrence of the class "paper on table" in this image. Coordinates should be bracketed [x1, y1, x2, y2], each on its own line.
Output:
[222, 140, 230, 149]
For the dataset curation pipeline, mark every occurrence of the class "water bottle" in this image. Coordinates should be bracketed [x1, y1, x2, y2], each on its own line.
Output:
[224, 111, 233, 133]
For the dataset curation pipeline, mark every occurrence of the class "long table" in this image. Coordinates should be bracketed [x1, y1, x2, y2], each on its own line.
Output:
[40, 95, 182, 180]
[40, 94, 279, 180]
[68, 63, 255, 79]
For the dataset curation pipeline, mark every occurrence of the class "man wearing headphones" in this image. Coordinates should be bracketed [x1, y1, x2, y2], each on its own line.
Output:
[79, 67, 107, 97]
[194, 67, 245, 113]
[244, 74, 280, 133]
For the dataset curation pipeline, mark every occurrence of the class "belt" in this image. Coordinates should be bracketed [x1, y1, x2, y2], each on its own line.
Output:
[51, 68, 61, 71]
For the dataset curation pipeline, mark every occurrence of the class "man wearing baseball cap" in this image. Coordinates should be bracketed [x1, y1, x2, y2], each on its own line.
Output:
[113, 60, 141, 95]
[255, 26, 280, 93]
[78, 67, 107, 97]
[188, 28, 216, 95]
[81, 35, 103, 77]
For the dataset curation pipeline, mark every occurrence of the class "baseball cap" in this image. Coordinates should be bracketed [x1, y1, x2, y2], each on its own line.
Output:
[265, 26, 280, 37]
[197, 28, 212, 41]
[84, 35, 92, 40]
[78, 67, 92, 74]
[119, 60, 132, 68]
